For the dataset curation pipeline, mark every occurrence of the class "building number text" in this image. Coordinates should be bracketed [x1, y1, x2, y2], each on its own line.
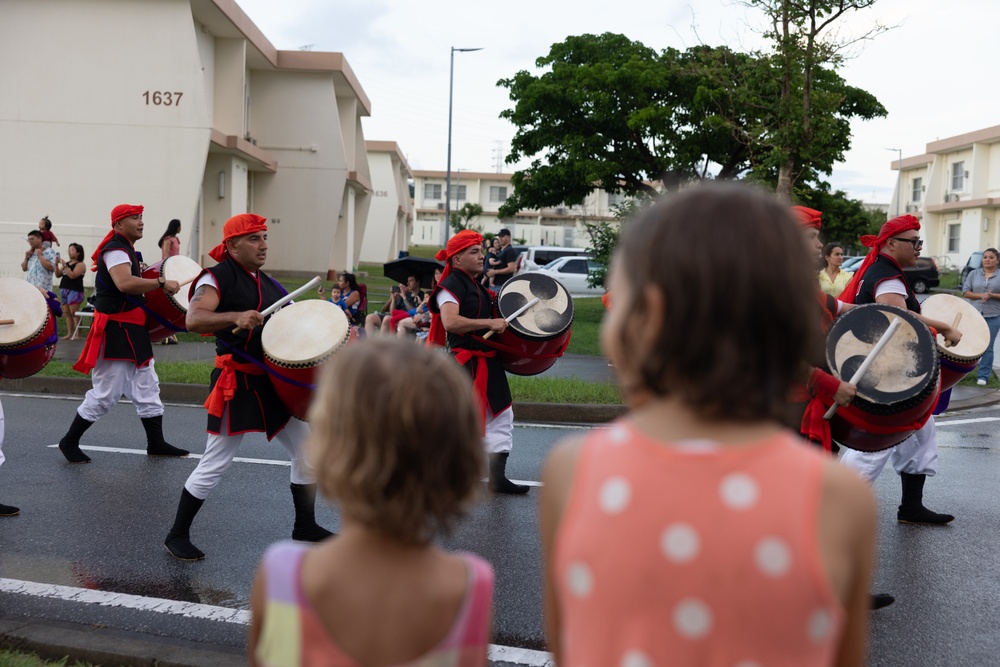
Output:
[142, 91, 183, 106]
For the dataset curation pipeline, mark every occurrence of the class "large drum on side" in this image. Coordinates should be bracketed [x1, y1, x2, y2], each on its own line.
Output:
[141, 256, 203, 342]
[0, 278, 58, 379]
[493, 274, 574, 376]
[825, 304, 940, 452]
[261, 300, 355, 420]
[920, 293, 990, 391]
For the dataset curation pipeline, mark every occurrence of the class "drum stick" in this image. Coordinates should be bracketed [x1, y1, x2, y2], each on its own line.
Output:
[483, 297, 540, 340]
[0, 319, 13, 326]
[177, 274, 198, 289]
[824, 317, 903, 420]
[231, 276, 322, 333]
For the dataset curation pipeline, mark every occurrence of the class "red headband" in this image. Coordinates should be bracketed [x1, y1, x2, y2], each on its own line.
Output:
[208, 214, 268, 262]
[426, 230, 485, 347]
[791, 206, 822, 230]
[92, 203, 145, 269]
[839, 214, 921, 304]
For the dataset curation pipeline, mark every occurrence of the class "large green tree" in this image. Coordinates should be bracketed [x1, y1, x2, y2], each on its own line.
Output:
[795, 181, 885, 253]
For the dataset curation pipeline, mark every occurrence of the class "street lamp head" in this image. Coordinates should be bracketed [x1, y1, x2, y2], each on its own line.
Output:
[452, 47, 484, 53]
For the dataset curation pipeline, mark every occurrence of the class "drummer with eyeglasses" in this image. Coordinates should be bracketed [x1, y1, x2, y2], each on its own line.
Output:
[57, 204, 188, 464]
[163, 213, 332, 561]
[838, 215, 961, 525]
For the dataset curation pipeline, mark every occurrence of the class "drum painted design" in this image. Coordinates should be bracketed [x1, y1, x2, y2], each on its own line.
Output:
[261, 300, 355, 420]
[825, 304, 940, 452]
[141, 256, 203, 342]
[919, 294, 990, 391]
[0, 277, 58, 379]
[494, 274, 573, 376]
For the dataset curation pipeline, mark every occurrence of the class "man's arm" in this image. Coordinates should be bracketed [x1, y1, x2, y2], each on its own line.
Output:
[488, 249, 517, 279]
[185, 284, 264, 333]
[439, 301, 506, 335]
[38, 249, 55, 272]
[874, 292, 962, 346]
[108, 263, 179, 297]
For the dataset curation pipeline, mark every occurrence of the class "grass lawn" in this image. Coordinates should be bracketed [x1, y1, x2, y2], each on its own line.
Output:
[0, 650, 92, 667]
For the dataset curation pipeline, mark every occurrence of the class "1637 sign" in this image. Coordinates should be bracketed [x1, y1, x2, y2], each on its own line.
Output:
[142, 91, 184, 106]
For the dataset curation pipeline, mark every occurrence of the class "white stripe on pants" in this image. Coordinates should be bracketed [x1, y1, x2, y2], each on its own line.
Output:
[77, 354, 164, 421]
[0, 398, 5, 468]
[840, 415, 939, 483]
[184, 411, 314, 500]
[484, 407, 514, 454]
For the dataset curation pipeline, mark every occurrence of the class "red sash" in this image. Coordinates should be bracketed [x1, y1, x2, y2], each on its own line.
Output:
[454, 347, 495, 433]
[72, 309, 146, 374]
[204, 354, 266, 418]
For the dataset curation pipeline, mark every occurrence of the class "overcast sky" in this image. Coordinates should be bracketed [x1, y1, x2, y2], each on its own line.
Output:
[235, 0, 998, 205]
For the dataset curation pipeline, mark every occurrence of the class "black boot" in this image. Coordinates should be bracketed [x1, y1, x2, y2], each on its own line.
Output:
[488, 453, 530, 495]
[897, 472, 954, 525]
[290, 483, 334, 542]
[164, 489, 206, 560]
[0, 503, 19, 517]
[141, 416, 189, 457]
[58, 413, 94, 463]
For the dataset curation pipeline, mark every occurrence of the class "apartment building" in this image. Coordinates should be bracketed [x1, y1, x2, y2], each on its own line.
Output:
[892, 125, 1000, 266]
[410, 171, 623, 248]
[0, 0, 373, 281]
[360, 142, 413, 263]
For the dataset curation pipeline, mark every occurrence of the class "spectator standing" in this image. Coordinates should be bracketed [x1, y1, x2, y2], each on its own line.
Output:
[818, 242, 853, 297]
[39, 216, 60, 248]
[21, 230, 57, 293]
[539, 184, 875, 666]
[55, 243, 87, 339]
[158, 219, 182, 259]
[486, 229, 518, 287]
[961, 247, 1000, 385]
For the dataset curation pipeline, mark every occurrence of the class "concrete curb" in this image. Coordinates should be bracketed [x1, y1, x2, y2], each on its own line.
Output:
[0, 615, 244, 667]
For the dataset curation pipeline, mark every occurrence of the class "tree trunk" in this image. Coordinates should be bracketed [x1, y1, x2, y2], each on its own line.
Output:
[776, 157, 795, 203]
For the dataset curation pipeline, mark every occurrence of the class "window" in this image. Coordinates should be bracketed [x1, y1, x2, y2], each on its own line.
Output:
[558, 259, 588, 274]
[951, 162, 965, 191]
[447, 185, 466, 201]
[607, 192, 624, 208]
[948, 223, 961, 253]
[489, 186, 508, 202]
[911, 177, 922, 202]
[423, 183, 442, 200]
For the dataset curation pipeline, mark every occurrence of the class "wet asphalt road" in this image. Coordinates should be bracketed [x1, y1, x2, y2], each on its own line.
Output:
[1, 392, 1000, 665]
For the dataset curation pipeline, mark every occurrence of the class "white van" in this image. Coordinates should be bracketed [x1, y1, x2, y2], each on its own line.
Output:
[514, 245, 590, 275]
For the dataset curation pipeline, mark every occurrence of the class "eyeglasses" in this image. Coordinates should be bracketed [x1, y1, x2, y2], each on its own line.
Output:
[892, 237, 923, 249]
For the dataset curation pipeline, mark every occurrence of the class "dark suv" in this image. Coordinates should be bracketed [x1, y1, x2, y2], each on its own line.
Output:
[904, 257, 940, 294]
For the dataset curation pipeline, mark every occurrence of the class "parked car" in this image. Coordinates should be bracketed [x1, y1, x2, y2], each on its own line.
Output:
[514, 245, 590, 275]
[841, 256, 865, 272]
[527, 256, 604, 296]
[904, 257, 940, 294]
[961, 251, 982, 286]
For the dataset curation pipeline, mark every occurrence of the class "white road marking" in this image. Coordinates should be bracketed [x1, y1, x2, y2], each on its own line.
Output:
[44, 444, 546, 486]
[936, 417, 1000, 427]
[0, 577, 555, 665]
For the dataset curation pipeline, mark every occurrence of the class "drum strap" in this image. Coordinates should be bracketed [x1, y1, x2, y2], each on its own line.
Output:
[214, 337, 317, 393]
[72, 309, 146, 374]
[204, 354, 267, 419]
[94, 275, 185, 334]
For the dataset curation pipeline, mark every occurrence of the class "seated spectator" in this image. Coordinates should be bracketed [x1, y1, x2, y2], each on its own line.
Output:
[397, 268, 443, 338]
[318, 273, 362, 324]
[366, 275, 422, 336]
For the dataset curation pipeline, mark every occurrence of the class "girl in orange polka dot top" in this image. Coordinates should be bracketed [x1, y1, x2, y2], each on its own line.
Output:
[539, 183, 877, 667]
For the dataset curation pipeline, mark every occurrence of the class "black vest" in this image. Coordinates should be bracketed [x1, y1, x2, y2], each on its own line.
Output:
[204, 257, 291, 438]
[856, 254, 921, 313]
[95, 235, 152, 365]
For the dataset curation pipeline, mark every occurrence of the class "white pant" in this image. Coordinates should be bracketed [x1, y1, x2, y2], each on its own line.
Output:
[184, 411, 314, 500]
[485, 407, 514, 454]
[77, 355, 164, 422]
[0, 398, 5, 468]
[840, 415, 939, 483]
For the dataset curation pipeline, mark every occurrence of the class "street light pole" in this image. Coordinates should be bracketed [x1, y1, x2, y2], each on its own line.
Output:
[445, 46, 483, 246]
[886, 147, 902, 217]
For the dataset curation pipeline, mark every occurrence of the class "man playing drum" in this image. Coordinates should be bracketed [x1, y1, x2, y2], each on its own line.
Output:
[428, 230, 529, 495]
[163, 214, 332, 561]
[57, 204, 189, 464]
[838, 215, 962, 525]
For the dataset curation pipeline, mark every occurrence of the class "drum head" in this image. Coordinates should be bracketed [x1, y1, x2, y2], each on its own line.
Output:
[826, 304, 938, 409]
[0, 277, 49, 347]
[161, 256, 203, 312]
[498, 274, 574, 339]
[920, 294, 990, 361]
[262, 300, 350, 366]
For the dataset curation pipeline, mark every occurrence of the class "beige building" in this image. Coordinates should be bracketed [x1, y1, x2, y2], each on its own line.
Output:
[411, 171, 623, 248]
[0, 0, 373, 283]
[360, 142, 413, 263]
[892, 124, 1000, 266]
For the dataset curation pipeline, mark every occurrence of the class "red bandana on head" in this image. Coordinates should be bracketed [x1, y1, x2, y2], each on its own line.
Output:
[792, 206, 822, 230]
[91, 204, 144, 270]
[838, 214, 920, 304]
[208, 214, 269, 263]
[426, 230, 485, 348]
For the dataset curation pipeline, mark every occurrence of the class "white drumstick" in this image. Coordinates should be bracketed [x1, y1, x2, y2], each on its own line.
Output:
[824, 317, 903, 420]
[483, 297, 540, 340]
[0, 319, 14, 325]
[232, 276, 322, 333]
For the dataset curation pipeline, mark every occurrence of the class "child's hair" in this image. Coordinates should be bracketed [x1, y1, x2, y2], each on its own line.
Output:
[307, 339, 483, 545]
[40, 216, 52, 230]
[608, 182, 821, 423]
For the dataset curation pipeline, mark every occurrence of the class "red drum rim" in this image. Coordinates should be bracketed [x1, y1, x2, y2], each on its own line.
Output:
[0, 278, 50, 348]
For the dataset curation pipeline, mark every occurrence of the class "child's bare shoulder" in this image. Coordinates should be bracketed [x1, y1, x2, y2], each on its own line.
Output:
[820, 458, 876, 516]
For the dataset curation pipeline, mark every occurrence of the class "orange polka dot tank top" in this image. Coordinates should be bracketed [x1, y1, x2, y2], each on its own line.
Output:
[554, 422, 844, 667]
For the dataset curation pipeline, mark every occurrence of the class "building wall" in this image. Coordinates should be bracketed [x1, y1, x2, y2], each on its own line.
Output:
[361, 143, 413, 264]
